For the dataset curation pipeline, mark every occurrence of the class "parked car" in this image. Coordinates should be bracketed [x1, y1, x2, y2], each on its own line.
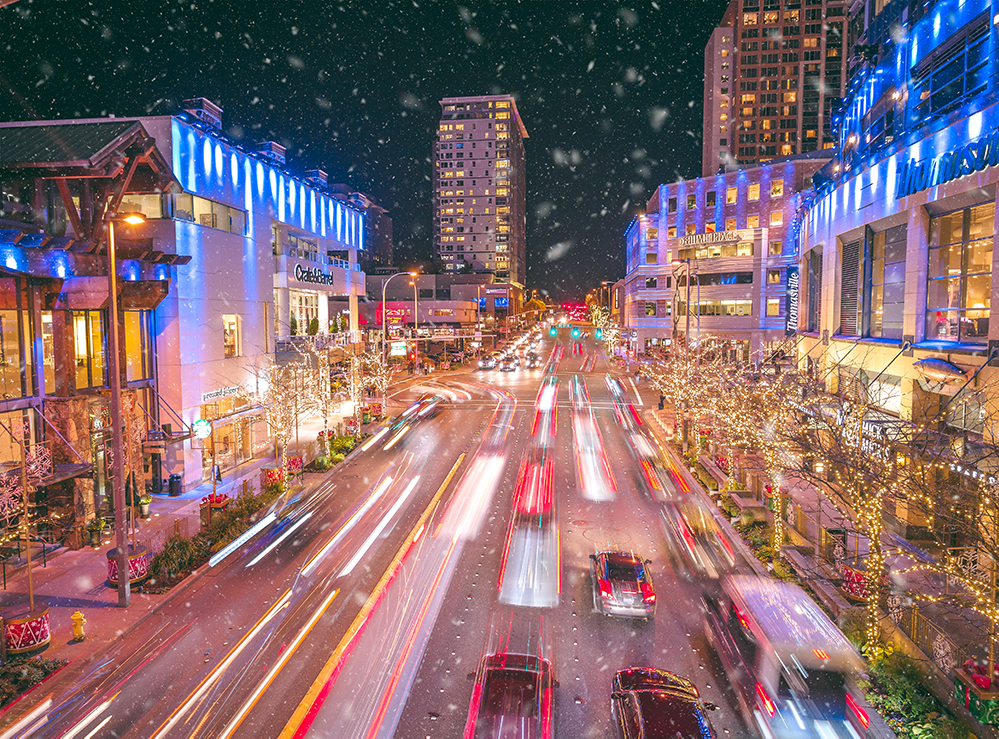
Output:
[702, 575, 877, 738]
[463, 651, 554, 738]
[590, 551, 656, 619]
[611, 667, 718, 739]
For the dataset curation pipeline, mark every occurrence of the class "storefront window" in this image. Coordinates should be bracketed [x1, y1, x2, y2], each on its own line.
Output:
[868, 224, 906, 339]
[73, 310, 105, 389]
[0, 310, 25, 399]
[118, 193, 164, 219]
[124, 311, 152, 381]
[926, 204, 992, 343]
[289, 291, 319, 335]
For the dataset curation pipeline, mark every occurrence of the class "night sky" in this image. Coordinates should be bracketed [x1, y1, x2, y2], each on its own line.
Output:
[1, 0, 729, 301]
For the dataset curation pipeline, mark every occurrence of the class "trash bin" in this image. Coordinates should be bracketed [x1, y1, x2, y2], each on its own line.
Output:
[168, 474, 182, 497]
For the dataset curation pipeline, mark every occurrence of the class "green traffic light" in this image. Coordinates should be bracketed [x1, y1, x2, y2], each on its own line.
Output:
[595, 329, 603, 340]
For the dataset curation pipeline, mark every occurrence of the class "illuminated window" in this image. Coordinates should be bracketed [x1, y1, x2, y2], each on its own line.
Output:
[726, 187, 737, 204]
[767, 298, 781, 316]
[743, 13, 758, 25]
[804, 129, 817, 139]
[771, 180, 784, 197]
[769, 241, 782, 255]
[73, 310, 104, 389]
[748, 183, 760, 201]
[223, 314, 241, 357]
[748, 215, 760, 228]
[496, 101, 509, 108]
[783, 91, 797, 103]
[770, 210, 783, 226]
[686, 223, 696, 235]
[725, 217, 737, 230]
[668, 226, 677, 238]
[721, 49, 729, 57]
[719, 113, 728, 121]
[764, 11, 779, 23]
[784, 10, 799, 21]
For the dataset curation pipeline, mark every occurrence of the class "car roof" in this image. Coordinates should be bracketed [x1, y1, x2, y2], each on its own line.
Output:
[601, 551, 644, 566]
[632, 691, 713, 738]
[616, 668, 697, 698]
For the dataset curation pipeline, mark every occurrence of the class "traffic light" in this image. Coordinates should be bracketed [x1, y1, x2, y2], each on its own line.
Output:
[549, 326, 557, 337]
[595, 328, 603, 341]
[572, 328, 580, 338]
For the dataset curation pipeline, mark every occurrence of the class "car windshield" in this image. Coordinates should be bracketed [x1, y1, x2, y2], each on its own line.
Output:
[607, 561, 643, 581]
[480, 668, 540, 719]
[635, 692, 710, 739]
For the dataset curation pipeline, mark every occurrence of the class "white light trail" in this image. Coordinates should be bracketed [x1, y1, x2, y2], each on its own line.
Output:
[302, 476, 393, 577]
[209, 512, 277, 568]
[244, 512, 313, 568]
[340, 476, 421, 576]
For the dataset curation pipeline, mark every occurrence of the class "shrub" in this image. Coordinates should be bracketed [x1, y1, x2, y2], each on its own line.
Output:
[0, 657, 67, 709]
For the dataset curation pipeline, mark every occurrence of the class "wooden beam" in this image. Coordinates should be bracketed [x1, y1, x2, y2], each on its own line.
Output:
[92, 154, 140, 252]
[54, 179, 85, 239]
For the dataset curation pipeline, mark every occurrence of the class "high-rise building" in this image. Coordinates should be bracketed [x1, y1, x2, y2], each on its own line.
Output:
[434, 95, 528, 287]
[702, 0, 847, 174]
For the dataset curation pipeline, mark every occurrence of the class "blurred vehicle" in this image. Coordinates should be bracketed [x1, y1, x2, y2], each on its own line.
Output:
[500, 356, 517, 372]
[498, 523, 559, 608]
[525, 353, 541, 369]
[463, 652, 554, 738]
[414, 393, 448, 419]
[513, 448, 554, 517]
[703, 575, 877, 738]
[479, 355, 497, 370]
[590, 551, 656, 619]
[611, 667, 718, 739]
[573, 410, 616, 501]
[661, 500, 736, 580]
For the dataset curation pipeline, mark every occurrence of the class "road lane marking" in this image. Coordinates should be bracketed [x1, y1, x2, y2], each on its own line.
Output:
[151, 590, 292, 739]
[279, 454, 465, 739]
[218, 588, 340, 739]
[629, 378, 644, 405]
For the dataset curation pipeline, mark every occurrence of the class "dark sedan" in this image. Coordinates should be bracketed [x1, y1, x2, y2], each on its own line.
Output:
[463, 652, 554, 738]
[611, 668, 717, 739]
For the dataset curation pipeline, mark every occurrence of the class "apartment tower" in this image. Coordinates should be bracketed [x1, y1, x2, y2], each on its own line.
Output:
[702, 0, 847, 175]
[434, 94, 528, 287]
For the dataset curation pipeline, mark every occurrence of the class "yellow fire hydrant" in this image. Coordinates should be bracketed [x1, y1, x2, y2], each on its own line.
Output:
[71, 610, 86, 642]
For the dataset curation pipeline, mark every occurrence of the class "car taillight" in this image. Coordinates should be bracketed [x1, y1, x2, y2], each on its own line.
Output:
[640, 582, 655, 604]
[756, 682, 776, 718]
[846, 693, 870, 729]
[599, 580, 612, 600]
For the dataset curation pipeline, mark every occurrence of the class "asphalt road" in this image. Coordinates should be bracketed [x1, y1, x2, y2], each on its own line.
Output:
[5, 332, 755, 738]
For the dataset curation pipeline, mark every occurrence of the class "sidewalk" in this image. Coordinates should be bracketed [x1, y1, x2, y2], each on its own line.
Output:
[0, 362, 466, 674]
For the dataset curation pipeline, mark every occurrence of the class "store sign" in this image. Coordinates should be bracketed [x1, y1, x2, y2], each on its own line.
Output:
[192, 419, 213, 440]
[390, 341, 407, 357]
[201, 386, 241, 403]
[784, 266, 799, 336]
[294, 264, 336, 285]
[676, 229, 753, 247]
[896, 127, 999, 198]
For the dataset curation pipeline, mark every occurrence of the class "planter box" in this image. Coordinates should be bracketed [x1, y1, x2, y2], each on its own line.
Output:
[261, 467, 283, 488]
[106, 544, 149, 585]
[956, 668, 999, 724]
[3, 606, 50, 654]
[286, 455, 304, 476]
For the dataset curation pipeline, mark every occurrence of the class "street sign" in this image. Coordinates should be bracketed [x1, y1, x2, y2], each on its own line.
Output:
[192, 418, 212, 440]
[390, 341, 407, 357]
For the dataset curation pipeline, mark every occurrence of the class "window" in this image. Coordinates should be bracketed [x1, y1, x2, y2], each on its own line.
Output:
[748, 215, 760, 228]
[222, 314, 241, 357]
[645, 302, 657, 316]
[726, 217, 737, 231]
[743, 12, 758, 24]
[770, 210, 783, 226]
[119, 193, 164, 219]
[767, 298, 781, 316]
[726, 187, 738, 204]
[124, 311, 152, 382]
[910, 13, 989, 122]
[771, 180, 784, 197]
[705, 221, 716, 233]
[769, 240, 783, 256]
[748, 183, 760, 201]
[926, 204, 992, 344]
[645, 277, 658, 289]
[686, 194, 696, 209]
[686, 223, 696, 235]
[678, 300, 753, 316]
[868, 224, 907, 339]
[668, 197, 677, 212]
[172, 193, 246, 235]
[646, 252, 658, 264]
[706, 191, 716, 207]
[73, 310, 105, 389]
[768, 269, 782, 284]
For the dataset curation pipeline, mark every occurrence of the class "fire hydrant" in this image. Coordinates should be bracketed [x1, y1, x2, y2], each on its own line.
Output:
[71, 610, 86, 642]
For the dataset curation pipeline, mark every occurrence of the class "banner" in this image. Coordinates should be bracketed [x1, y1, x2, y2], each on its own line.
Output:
[784, 265, 799, 336]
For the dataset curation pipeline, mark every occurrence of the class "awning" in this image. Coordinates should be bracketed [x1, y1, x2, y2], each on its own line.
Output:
[44, 276, 169, 310]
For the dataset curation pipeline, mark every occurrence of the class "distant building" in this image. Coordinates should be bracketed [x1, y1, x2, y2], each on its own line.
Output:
[434, 94, 528, 287]
[702, 0, 847, 175]
[328, 186, 393, 271]
[622, 154, 827, 358]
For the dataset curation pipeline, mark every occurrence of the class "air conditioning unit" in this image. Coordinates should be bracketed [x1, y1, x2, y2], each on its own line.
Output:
[255, 141, 286, 165]
[182, 98, 223, 130]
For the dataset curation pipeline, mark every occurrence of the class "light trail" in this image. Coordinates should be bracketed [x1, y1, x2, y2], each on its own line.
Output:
[209, 512, 277, 568]
[340, 476, 421, 576]
[244, 512, 313, 568]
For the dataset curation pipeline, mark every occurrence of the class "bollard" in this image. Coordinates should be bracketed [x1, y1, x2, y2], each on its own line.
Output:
[71, 610, 86, 642]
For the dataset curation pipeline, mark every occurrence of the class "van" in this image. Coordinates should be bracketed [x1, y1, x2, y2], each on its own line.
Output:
[703, 575, 887, 738]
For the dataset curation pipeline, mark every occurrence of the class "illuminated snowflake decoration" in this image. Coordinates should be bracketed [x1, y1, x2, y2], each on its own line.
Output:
[954, 548, 989, 584]
[0, 474, 21, 524]
[932, 632, 954, 675]
[785, 499, 796, 528]
[833, 541, 846, 571]
[24, 444, 52, 480]
[886, 593, 903, 624]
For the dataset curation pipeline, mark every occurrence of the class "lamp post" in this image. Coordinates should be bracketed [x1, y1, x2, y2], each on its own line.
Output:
[381, 271, 417, 402]
[410, 275, 420, 375]
[107, 211, 145, 608]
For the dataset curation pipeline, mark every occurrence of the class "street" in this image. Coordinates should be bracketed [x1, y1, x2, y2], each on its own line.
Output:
[5, 333, 754, 738]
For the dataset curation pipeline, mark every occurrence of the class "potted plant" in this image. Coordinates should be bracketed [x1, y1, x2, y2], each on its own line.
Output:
[86, 518, 103, 546]
[139, 495, 152, 518]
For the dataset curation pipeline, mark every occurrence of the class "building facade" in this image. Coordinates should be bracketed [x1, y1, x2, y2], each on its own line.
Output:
[434, 95, 528, 287]
[703, 0, 848, 172]
[623, 155, 827, 358]
[796, 0, 999, 535]
[702, 5, 738, 176]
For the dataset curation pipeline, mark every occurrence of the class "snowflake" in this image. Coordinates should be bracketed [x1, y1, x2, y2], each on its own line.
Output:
[0, 474, 21, 524]
[24, 444, 52, 480]
[786, 499, 796, 528]
[932, 632, 954, 675]
[954, 548, 989, 584]
[833, 541, 846, 570]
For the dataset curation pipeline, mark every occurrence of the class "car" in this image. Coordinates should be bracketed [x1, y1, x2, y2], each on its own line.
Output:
[500, 356, 517, 371]
[611, 667, 718, 739]
[525, 353, 541, 369]
[590, 551, 656, 618]
[478, 355, 497, 370]
[463, 652, 554, 738]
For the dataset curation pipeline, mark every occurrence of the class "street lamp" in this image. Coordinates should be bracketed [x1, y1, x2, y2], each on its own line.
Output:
[409, 275, 419, 375]
[381, 271, 417, 401]
[106, 211, 145, 608]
